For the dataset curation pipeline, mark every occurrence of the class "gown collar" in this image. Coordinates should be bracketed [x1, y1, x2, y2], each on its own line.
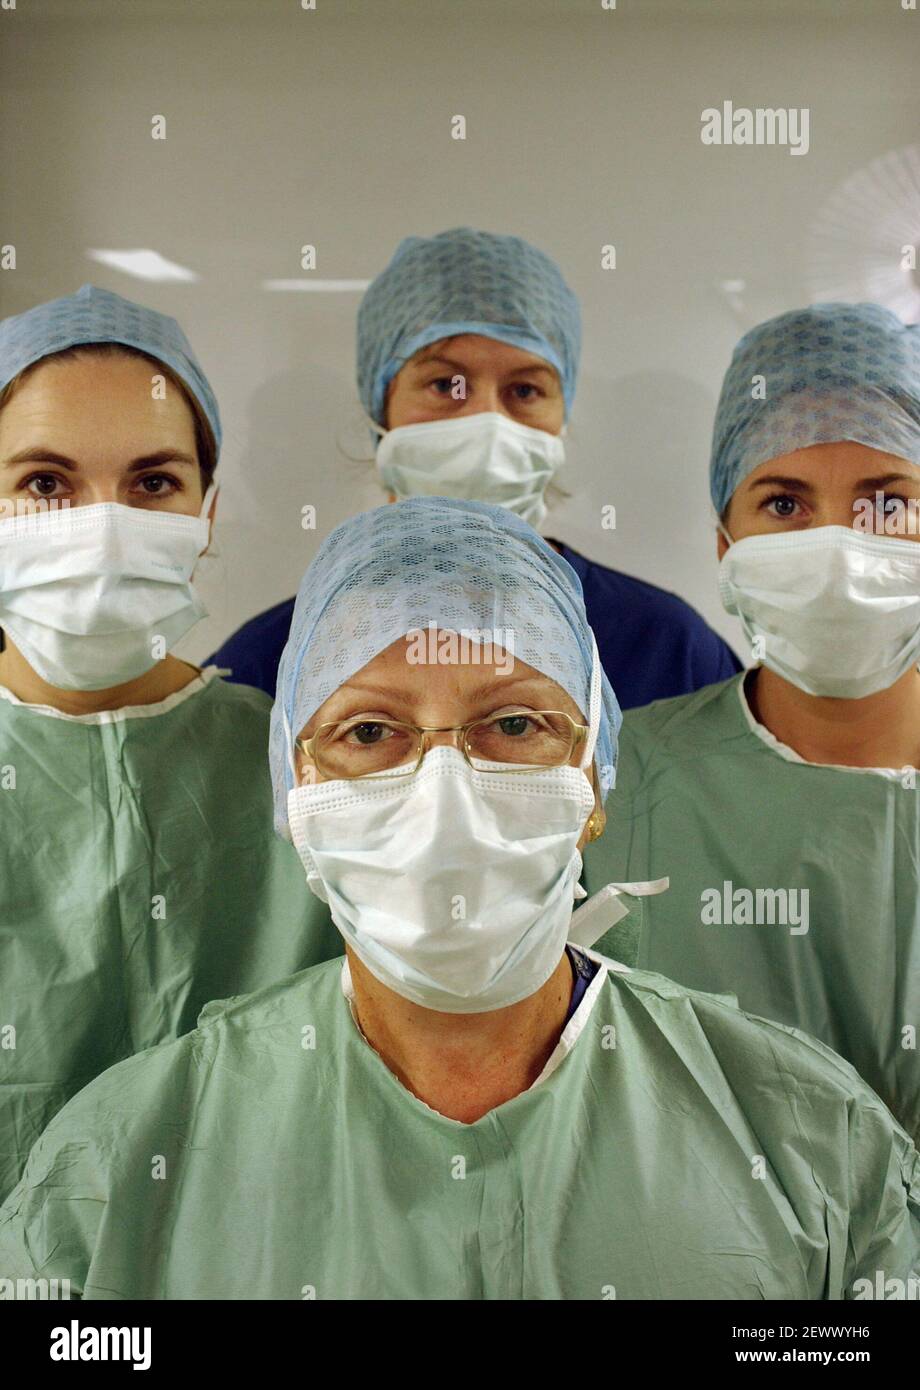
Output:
[339, 946, 617, 1115]
[735, 670, 907, 779]
[0, 663, 222, 724]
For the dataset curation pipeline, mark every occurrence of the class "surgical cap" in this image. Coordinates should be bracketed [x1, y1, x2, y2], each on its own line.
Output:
[710, 303, 920, 515]
[356, 228, 581, 425]
[270, 496, 620, 838]
[0, 284, 221, 451]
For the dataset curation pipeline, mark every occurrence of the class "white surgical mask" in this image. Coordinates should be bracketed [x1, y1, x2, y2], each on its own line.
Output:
[288, 746, 595, 1013]
[286, 634, 607, 1013]
[719, 524, 920, 698]
[374, 411, 565, 528]
[0, 483, 216, 691]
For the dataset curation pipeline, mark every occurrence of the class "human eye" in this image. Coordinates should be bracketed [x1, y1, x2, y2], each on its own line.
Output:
[316, 715, 417, 777]
[873, 490, 909, 515]
[761, 492, 802, 520]
[426, 375, 457, 396]
[340, 719, 397, 746]
[494, 711, 539, 737]
[132, 472, 182, 499]
[471, 709, 571, 766]
[19, 471, 70, 499]
[508, 382, 542, 403]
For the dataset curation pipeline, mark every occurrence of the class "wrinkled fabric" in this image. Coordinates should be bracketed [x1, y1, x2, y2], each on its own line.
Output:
[0, 493, 213, 691]
[585, 674, 920, 1145]
[0, 670, 342, 1201]
[269, 497, 622, 838]
[0, 284, 221, 449]
[288, 745, 597, 1014]
[0, 954, 916, 1299]
[376, 411, 565, 527]
[710, 303, 920, 515]
[207, 550, 741, 707]
[356, 227, 581, 423]
[718, 526, 920, 699]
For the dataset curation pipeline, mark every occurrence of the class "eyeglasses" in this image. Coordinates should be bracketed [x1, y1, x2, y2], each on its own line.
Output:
[298, 709, 588, 782]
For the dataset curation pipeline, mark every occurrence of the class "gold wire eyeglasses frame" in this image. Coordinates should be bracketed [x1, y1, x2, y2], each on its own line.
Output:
[297, 708, 589, 782]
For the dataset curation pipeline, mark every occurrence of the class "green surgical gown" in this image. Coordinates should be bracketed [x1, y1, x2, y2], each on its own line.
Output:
[0, 669, 341, 1201]
[585, 673, 920, 1144]
[0, 953, 916, 1299]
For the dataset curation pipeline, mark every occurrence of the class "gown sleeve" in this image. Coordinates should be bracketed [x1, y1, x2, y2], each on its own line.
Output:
[0, 1129, 107, 1299]
[844, 1105, 920, 1296]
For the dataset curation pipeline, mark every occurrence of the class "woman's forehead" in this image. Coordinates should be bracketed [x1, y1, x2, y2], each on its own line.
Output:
[407, 334, 558, 376]
[1, 353, 198, 440]
[739, 442, 920, 489]
[301, 632, 582, 731]
[344, 633, 567, 692]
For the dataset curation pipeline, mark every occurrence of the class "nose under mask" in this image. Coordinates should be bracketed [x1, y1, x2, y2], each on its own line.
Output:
[718, 522, 920, 698]
[0, 483, 215, 691]
[285, 629, 603, 1012]
[373, 411, 565, 528]
[287, 744, 596, 1013]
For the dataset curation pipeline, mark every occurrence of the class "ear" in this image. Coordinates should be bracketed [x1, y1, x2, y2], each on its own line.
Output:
[588, 767, 607, 841]
[716, 529, 728, 561]
[578, 808, 606, 853]
[593, 790, 607, 839]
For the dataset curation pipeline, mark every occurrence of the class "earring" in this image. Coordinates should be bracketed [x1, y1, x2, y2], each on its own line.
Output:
[586, 813, 602, 841]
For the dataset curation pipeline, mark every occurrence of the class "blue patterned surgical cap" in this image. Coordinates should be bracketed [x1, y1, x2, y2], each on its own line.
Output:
[0, 284, 221, 451]
[710, 303, 920, 515]
[356, 228, 581, 425]
[270, 497, 620, 838]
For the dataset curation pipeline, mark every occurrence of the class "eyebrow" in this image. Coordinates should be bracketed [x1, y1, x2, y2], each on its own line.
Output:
[853, 473, 920, 490]
[505, 363, 557, 380]
[409, 351, 557, 381]
[408, 353, 474, 375]
[748, 470, 920, 494]
[2, 448, 198, 472]
[333, 673, 554, 705]
[748, 475, 814, 493]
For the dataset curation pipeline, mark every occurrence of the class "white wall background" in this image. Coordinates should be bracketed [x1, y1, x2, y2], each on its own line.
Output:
[2, 0, 918, 663]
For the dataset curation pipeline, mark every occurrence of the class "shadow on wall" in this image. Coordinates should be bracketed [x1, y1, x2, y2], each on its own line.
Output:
[178, 363, 383, 663]
[558, 368, 717, 571]
[233, 364, 377, 537]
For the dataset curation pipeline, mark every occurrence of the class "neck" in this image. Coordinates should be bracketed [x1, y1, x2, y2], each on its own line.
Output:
[0, 639, 203, 714]
[345, 947, 575, 1123]
[747, 665, 920, 769]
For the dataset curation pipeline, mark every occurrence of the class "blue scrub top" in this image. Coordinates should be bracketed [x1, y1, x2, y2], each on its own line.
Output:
[554, 543, 741, 708]
[563, 944, 599, 1024]
[205, 543, 740, 707]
